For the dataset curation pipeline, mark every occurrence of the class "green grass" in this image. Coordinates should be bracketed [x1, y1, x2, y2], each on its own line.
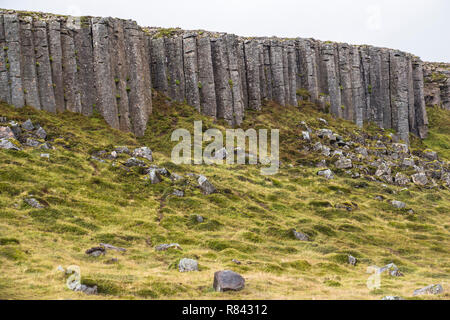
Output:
[0, 97, 449, 300]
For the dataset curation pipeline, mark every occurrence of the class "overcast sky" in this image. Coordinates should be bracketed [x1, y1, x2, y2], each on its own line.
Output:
[2, 0, 448, 62]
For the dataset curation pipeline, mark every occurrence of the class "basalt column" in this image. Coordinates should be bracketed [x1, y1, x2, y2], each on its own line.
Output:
[197, 35, 217, 117]
[269, 40, 286, 106]
[224, 34, 244, 125]
[359, 46, 371, 122]
[368, 47, 383, 127]
[73, 18, 96, 116]
[61, 18, 82, 113]
[380, 49, 391, 130]
[244, 40, 261, 110]
[211, 36, 233, 124]
[33, 19, 56, 113]
[48, 19, 65, 112]
[124, 20, 152, 136]
[390, 51, 410, 143]
[237, 40, 248, 110]
[286, 40, 298, 106]
[337, 43, 353, 121]
[320, 43, 341, 117]
[92, 17, 119, 129]
[407, 55, 416, 135]
[183, 33, 201, 111]
[150, 37, 168, 96]
[165, 36, 185, 102]
[296, 38, 319, 102]
[349, 46, 365, 127]
[262, 40, 273, 101]
[0, 14, 11, 104]
[412, 58, 428, 138]
[20, 16, 41, 109]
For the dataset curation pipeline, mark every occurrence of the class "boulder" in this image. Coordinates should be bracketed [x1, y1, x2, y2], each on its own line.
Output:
[24, 198, 44, 209]
[155, 243, 182, 251]
[423, 150, 438, 161]
[394, 172, 410, 186]
[0, 126, 16, 140]
[124, 157, 146, 167]
[132, 147, 153, 161]
[25, 138, 40, 147]
[292, 229, 309, 241]
[213, 270, 245, 292]
[21, 119, 35, 131]
[391, 200, 406, 209]
[382, 296, 405, 300]
[0, 138, 21, 150]
[172, 189, 184, 197]
[148, 168, 163, 184]
[412, 172, 429, 186]
[34, 127, 47, 140]
[335, 158, 352, 169]
[178, 258, 199, 272]
[198, 175, 217, 195]
[348, 255, 357, 266]
[85, 246, 106, 257]
[317, 169, 334, 180]
[413, 284, 443, 296]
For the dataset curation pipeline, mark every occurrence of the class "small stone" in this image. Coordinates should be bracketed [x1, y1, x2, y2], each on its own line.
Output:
[214, 147, 228, 160]
[40, 153, 50, 159]
[335, 158, 352, 169]
[124, 157, 146, 167]
[25, 138, 40, 147]
[21, 119, 34, 131]
[39, 142, 52, 150]
[34, 127, 47, 140]
[85, 246, 106, 257]
[115, 146, 130, 154]
[0, 138, 21, 150]
[213, 270, 245, 292]
[392, 143, 409, 154]
[292, 229, 309, 241]
[317, 128, 333, 139]
[195, 215, 204, 223]
[391, 200, 406, 209]
[423, 150, 438, 161]
[317, 169, 334, 180]
[24, 198, 44, 209]
[132, 147, 153, 161]
[0, 126, 15, 140]
[178, 258, 199, 272]
[232, 259, 241, 265]
[394, 172, 410, 186]
[148, 168, 163, 184]
[105, 258, 119, 264]
[301, 131, 310, 141]
[172, 189, 184, 197]
[412, 172, 429, 186]
[348, 255, 357, 266]
[413, 284, 444, 296]
[198, 175, 217, 195]
[155, 243, 182, 251]
[57, 265, 65, 273]
[382, 296, 405, 300]
[401, 158, 415, 168]
[318, 118, 328, 125]
[355, 147, 368, 157]
[375, 162, 391, 177]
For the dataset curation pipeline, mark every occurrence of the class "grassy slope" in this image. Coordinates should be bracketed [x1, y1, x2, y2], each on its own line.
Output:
[0, 97, 449, 300]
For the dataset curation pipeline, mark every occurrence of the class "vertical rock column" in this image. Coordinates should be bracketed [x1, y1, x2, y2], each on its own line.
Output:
[269, 40, 286, 106]
[320, 42, 341, 117]
[123, 20, 151, 136]
[48, 19, 65, 112]
[237, 40, 248, 110]
[296, 38, 319, 102]
[33, 19, 56, 113]
[165, 36, 185, 102]
[183, 33, 201, 111]
[109, 19, 131, 131]
[390, 50, 410, 143]
[368, 47, 384, 127]
[0, 14, 11, 104]
[92, 17, 119, 129]
[20, 16, 40, 109]
[60, 19, 81, 113]
[262, 40, 273, 101]
[73, 18, 96, 116]
[337, 43, 353, 121]
[350, 45, 365, 127]
[407, 55, 416, 135]
[286, 40, 298, 106]
[380, 49, 391, 130]
[150, 37, 168, 96]
[197, 35, 217, 117]
[211, 36, 233, 124]
[224, 34, 244, 125]
[244, 39, 261, 110]
[412, 58, 428, 138]
[359, 46, 371, 122]
[4, 14, 24, 108]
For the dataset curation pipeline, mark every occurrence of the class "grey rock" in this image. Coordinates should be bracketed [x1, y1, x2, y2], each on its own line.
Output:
[232, 259, 241, 265]
[178, 258, 199, 272]
[198, 175, 217, 195]
[34, 127, 47, 140]
[335, 158, 352, 169]
[318, 118, 328, 125]
[172, 189, 184, 197]
[394, 173, 410, 186]
[292, 229, 309, 241]
[412, 172, 429, 186]
[301, 131, 310, 141]
[413, 284, 444, 296]
[392, 143, 409, 154]
[195, 215, 204, 223]
[73, 283, 98, 295]
[375, 162, 391, 177]
[382, 296, 405, 300]
[0, 126, 15, 139]
[317, 169, 334, 180]
[40, 153, 50, 159]
[213, 270, 245, 292]
[25, 138, 40, 147]
[22, 119, 34, 131]
[148, 168, 163, 184]
[24, 198, 44, 208]
[39, 142, 52, 150]
[115, 146, 130, 154]
[132, 147, 153, 161]
[348, 255, 357, 266]
[317, 128, 333, 139]
[214, 147, 228, 160]
[402, 158, 415, 167]
[391, 200, 406, 209]
[423, 150, 438, 161]
[85, 246, 106, 257]
[0, 138, 21, 150]
[124, 157, 146, 167]
[155, 243, 182, 251]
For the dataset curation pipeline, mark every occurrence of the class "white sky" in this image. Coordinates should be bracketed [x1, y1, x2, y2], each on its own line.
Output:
[1, 0, 448, 62]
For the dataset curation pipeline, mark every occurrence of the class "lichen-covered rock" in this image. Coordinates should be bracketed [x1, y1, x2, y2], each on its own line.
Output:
[292, 229, 309, 241]
[148, 168, 162, 184]
[317, 169, 334, 179]
[24, 197, 44, 208]
[21, 119, 34, 131]
[348, 255, 357, 266]
[391, 200, 406, 209]
[155, 243, 182, 251]
[412, 172, 429, 186]
[178, 258, 199, 272]
[198, 175, 217, 195]
[335, 158, 352, 169]
[0, 126, 15, 139]
[413, 284, 443, 296]
[132, 147, 153, 161]
[213, 270, 245, 292]
[34, 127, 47, 140]
[394, 172, 410, 186]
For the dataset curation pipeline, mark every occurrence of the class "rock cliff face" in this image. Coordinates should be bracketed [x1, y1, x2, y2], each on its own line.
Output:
[0, 9, 430, 141]
[423, 62, 450, 111]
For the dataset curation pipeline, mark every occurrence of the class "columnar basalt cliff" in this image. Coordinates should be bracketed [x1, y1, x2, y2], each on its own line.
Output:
[0, 9, 430, 141]
[423, 62, 450, 111]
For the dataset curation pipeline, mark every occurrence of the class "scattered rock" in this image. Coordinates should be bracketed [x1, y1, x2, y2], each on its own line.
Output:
[0, 126, 15, 139]
[413, 284, 443, 296]
[401, 158, 415, 168]
[198, 175, 217, 195]
[195, 215, 204, 223]
[21, 119, 34, 131]
[155, 243, 182, 251]
[39, 142, 52, 150]
[335, 158, 352, 169]
[100, 243, 126, 252]
[317, 169, 334, 180]
[232, 259, 241, 265]
[382, 296, 405, 300]
[348, 255, 357, 266]
[292, 229, 309, 241]
[412, 172, 429, 186]
[148, 168, 163, 184]
[178, 258, 199, 272]
[85, 246, 106, 257]
[132, 147, 153, 161]
[24, 198, 44, 209]
[213, 270, 245, 292]
[318, 118, 328, 125]
[115, 146, 130, 154]
[371, 263, 404, 277]
[25, 138, 40, 147]
[72, 283, 98, 295]
[391, 200, 406, 209]
[40, 153, 50, 159]
[123, 157, 146, 167]
[375, 162, 391, 177]
[394, 172, 410, 186]
[0, 138, 21, 150]
[392, 143, 409, 154]
[105, 258, 119, 264]
[317, 128, 333, 139]
[301, 131, 310, 141]
[423, 150, 438, 161]
[34, 127, 47, 140]
[214, 147, 228, 160]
